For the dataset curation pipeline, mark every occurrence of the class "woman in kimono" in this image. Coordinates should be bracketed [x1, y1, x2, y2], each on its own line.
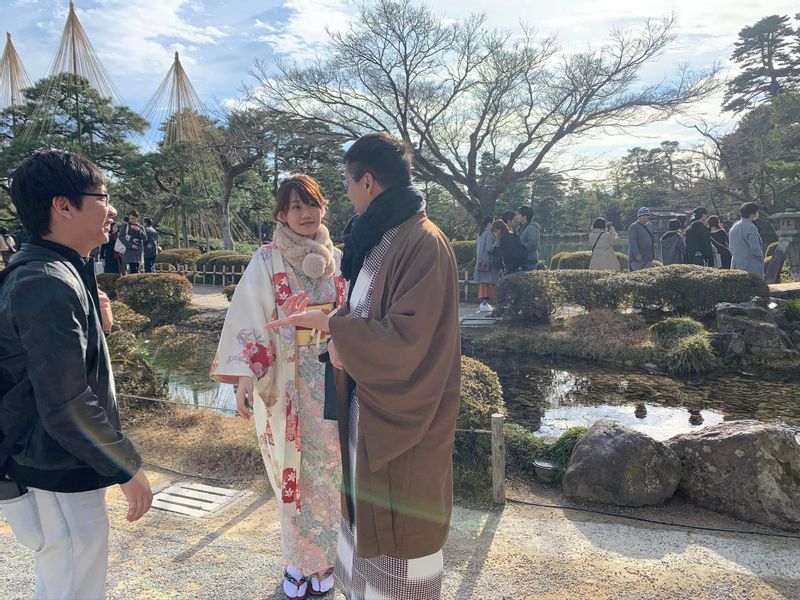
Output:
[211, 175, 347, 599]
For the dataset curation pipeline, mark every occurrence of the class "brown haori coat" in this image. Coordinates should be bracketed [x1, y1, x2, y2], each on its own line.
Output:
[329, 213, 461, 560]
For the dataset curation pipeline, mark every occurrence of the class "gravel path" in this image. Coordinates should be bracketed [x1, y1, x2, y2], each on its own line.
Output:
[2, 471, 798, 599]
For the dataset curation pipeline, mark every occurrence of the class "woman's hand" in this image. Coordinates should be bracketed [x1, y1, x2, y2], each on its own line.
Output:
[236, 376, 254, 420]
[266, 292, 331, 333]
[97, 290, 113, 334]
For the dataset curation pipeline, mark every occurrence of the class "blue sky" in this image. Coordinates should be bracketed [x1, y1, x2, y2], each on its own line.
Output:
[2, 0, 798, 166]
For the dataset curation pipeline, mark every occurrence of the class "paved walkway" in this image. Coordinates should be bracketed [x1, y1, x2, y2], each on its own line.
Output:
[2, 471, 798, 599]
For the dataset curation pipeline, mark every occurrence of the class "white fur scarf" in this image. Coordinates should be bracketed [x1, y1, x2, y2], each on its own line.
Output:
[272, 222, 336, 279]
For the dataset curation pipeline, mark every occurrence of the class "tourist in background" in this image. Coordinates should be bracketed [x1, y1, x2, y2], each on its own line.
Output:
[143, 217, 161, 273]
[660, 219, 686, 266]
[628, 207, 655, 270]
[0, 227, 16, 266]
[588, 217, 622, 272]
[119, 210, 146, 274]
[99, 222, 121, 273]
[474, 214, 500, 312]
[729, 202, 765, 279]
[516, 205, 541, 270]
[491, 219, 527, 274]
[685, 207, 714, 267]
[708, 216, 732, 269]
[212, 174, 344, 599]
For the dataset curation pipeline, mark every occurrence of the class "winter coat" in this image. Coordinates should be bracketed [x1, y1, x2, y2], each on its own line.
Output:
[473, 229, 500, 284]
[498, 233, 527, 273]
[710, 229, 732, 269]
[517, 221, 541, 267]
[660, 231, 686, 266]
[119, 222, 146, 265]
[143, 226, 160, 258]
[627, 220, 655, 264]
[588, 228, 622, 272]
[729, 218, 764, 279]
[685, 221, 714, 266]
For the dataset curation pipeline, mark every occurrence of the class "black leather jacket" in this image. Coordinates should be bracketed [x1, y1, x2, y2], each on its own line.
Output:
[0, 240, 141, 492]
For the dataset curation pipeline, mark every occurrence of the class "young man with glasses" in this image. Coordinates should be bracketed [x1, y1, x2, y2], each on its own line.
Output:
[0, 151, 152, 599]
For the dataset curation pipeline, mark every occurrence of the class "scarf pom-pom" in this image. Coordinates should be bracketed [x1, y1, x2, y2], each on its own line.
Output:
[302, 253, 327, 278]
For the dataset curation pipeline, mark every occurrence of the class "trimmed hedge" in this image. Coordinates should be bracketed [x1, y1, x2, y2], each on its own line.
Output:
[223, 284, 237, 302]
[155, 248, 201, 267]
[116, 273, 192, 315]
[496, 271, 560, 324]
[550, 251, 572, 270]
[451, 240, 477, 273]
[497, 264, 771, 322]
[97, 273, 121, 300]
[458, 356, 505, 430]
[552, 270, 622, 310]
[609, 264, 769, 317]
[557, 250, 629, 271]
[204, 254, 251, 270]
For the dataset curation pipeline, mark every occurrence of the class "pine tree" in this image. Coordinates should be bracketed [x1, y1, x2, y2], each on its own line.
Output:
[723, 15, 800, 112]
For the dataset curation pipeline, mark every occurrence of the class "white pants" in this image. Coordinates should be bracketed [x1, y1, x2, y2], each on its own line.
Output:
[0, 487, 109, 599]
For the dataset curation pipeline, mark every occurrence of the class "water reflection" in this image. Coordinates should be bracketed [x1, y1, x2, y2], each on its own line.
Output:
[477, 354, 800, 440]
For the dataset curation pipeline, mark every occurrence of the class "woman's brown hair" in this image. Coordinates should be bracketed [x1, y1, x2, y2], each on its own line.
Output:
[491, 219, 511, 237]
[272, 174, 328, 221]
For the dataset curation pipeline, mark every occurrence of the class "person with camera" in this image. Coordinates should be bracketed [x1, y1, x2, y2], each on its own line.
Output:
[588, 217, 623, 272]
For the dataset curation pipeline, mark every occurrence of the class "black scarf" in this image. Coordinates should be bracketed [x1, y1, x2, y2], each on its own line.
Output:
[340, 184, 425, 294]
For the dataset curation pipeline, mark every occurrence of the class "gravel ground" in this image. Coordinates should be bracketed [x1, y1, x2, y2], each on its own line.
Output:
[2, 471, 798, 600]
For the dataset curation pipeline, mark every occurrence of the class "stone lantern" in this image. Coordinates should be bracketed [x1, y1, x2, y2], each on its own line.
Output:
[768, 209, 800, 279]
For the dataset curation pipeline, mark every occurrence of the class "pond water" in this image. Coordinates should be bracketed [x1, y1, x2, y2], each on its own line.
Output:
[142, 334, 800, 440]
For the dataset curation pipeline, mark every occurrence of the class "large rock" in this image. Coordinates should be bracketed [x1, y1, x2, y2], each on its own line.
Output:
[715, 302, 797, 361]
[562, 419, 681, 507]
[666, 420, 800, 531]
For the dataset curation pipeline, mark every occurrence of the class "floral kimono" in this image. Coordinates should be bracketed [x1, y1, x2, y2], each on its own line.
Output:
[211, 234, 347, 574]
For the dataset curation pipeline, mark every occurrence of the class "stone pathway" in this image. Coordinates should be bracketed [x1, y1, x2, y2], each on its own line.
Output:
[769, 282, 800, 300]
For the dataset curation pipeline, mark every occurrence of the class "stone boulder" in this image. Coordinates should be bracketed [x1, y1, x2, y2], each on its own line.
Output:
[562, 419, 681, 507]
[666, 420, 800, 531]
[715, 302, 797, 361]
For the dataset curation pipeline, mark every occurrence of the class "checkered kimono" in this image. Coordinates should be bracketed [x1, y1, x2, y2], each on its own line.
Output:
[334, 226, 444, 600]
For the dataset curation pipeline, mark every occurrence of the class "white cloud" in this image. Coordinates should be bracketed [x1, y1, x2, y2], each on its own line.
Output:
[255, 0, 355, 62]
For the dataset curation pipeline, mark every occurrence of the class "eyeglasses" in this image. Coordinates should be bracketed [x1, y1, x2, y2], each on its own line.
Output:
[341, 174, 358, 190]
[82, 192, 110, 206]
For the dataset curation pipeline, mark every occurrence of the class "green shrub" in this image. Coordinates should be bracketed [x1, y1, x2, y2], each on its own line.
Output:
[608, 264, 769, 317]
[451, 240, 477, 273]
[496, 271, 561, 324]
[552, 270, 621, 310]
[195, 250, 242, 269]
[223, 284, 237, 302]
[454, 356, 505, 501]
[458, 356, 505, 430]
[557, 251, 591, 269]
[785, 299, 800, 323]
[665, 333, 715, 376]
[111, 301, 150, 332]
[505, 423, 548, 477]
[96, 273, 121, 300]
[155, 248, 201, 267]
[549, 426, 588, 480]
[116, 273, 192, 315]
[550, 251, 572, 270]
[556, 250, 628, 271]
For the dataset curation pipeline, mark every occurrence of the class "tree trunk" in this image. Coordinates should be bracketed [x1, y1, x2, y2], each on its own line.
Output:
[220, 171, 236, 250]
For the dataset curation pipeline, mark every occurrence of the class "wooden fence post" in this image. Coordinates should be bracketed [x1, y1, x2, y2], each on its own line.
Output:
[491, 413, 506, 504]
